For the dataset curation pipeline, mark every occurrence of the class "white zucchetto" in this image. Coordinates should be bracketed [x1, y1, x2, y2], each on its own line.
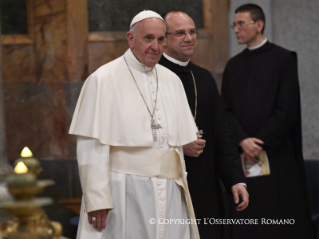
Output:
[129, 10, 164, 29]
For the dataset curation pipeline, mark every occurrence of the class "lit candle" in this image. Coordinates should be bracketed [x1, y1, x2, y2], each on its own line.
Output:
[7, 162, 37, 188]
[14, 147, 42, 176]
[21, 146, 33, 157]
[15, 161, 28, 173]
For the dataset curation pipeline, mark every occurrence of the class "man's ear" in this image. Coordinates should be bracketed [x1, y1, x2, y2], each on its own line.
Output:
[126, 32, 134, 48]
[256, 20, 264, 33]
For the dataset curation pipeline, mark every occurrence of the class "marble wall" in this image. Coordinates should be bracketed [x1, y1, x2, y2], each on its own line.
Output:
[3, 82, 81, 160]
[0, 8, 5, 164]
[0, 1, 12, 184]
[1, 0, 87, 161]
[272, 0, 319, 159]
[88, 0, 203, 31]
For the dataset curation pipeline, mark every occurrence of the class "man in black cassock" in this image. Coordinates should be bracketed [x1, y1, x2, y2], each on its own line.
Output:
[159, 11, 249, 239]
[221, 4, 313, 239]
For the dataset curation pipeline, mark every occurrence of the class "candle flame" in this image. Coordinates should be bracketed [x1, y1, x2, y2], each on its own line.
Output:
[14, 162, 28, 174]
[21, 147, 33, 157]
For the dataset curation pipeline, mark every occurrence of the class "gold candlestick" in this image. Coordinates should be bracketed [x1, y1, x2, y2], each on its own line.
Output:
[0, 147, 62, 239]
[7, 162, 37, 200]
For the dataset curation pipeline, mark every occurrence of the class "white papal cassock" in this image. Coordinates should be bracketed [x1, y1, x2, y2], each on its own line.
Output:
[69, 49, 199, 239]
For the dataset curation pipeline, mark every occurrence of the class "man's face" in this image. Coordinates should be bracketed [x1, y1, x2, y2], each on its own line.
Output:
[233, 11, 260, 46]
[126, 18, 166, 68]
[164, 12, 197, 62]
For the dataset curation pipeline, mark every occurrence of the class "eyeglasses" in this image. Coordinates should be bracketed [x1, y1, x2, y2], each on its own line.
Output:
[166, 29, 198, 38]
[230, 21, 255, 30]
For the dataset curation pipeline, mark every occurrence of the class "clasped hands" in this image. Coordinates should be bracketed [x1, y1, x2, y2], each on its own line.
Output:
[183, 134, 206, 157]
[231, 137, 264, 211]
[239, 137, 264, 163]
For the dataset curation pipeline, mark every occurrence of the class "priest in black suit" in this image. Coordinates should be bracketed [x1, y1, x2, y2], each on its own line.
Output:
[159, 11, 248, 239]
[221, 4, 313, 239]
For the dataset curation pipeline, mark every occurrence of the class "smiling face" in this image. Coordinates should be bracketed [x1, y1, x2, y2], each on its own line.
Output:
[126, 18, 166, 68]
[164, 12, 197, 62]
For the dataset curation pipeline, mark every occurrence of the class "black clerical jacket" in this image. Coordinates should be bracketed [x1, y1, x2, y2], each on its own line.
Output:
[221, 41, 313, 239]
[159, 56, 245, 239]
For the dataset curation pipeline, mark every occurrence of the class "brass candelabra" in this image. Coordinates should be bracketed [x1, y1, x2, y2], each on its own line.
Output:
[0, 147, 62, 239]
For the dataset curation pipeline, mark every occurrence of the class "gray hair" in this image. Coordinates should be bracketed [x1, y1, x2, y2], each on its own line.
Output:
[129, 23, 139, 36]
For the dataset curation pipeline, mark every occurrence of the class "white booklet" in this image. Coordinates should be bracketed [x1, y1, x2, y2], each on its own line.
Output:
[241, 150, 270, 177]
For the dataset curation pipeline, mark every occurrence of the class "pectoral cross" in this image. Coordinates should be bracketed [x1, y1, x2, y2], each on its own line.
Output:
[196, 129, 204, 135]
[196, 126, 203, 136]
[151, 118, 162, 141]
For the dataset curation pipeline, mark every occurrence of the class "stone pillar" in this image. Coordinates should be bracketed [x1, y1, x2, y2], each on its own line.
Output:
[0, 3, 12, 183]
[272, 0, 319, 159]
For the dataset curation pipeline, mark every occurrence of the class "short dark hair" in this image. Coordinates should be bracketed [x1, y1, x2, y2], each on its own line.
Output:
[235, 4, 266, 34]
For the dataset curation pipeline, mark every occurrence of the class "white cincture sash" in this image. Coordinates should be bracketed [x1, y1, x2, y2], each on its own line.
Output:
[109, 146, 200, 239]
[110, 147, 180, 179]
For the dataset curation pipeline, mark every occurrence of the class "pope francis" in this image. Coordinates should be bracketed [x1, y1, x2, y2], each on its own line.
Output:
[69, 10, 200, 239]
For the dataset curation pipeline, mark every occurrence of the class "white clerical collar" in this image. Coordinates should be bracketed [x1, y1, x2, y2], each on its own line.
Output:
[126, 49, 154, 73]
[163, 52, 189, 66]
[248, 38, 267, 50]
